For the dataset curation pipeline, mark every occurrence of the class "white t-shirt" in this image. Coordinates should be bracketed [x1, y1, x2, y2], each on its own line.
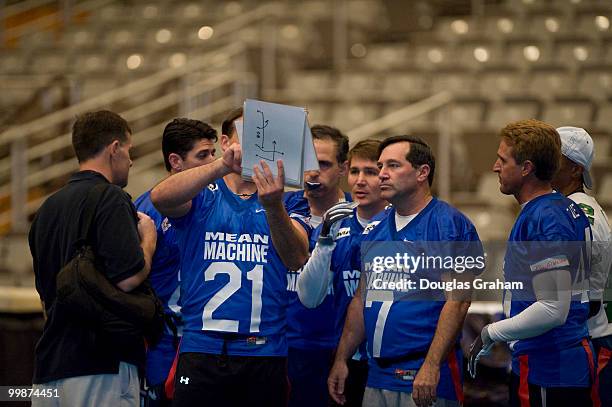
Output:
[569, 192, 612, 339]
[395, 212, 419, 231]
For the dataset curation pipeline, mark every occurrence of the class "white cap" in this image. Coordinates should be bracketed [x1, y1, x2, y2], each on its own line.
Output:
[556, 126, 594, 189]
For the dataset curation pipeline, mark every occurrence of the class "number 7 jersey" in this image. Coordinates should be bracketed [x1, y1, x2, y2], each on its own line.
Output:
[171, 179, 310, 357]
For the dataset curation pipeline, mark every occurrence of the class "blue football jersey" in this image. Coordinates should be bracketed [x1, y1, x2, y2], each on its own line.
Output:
[358, 198, 481, 397]
[308, 207, 390, 359]
[284, 190, 354, 349]
[135, 190, 182, 385]
[504, 192, 592, 387]
[134, 191, 182, 323]
[173, 180, 310, 357]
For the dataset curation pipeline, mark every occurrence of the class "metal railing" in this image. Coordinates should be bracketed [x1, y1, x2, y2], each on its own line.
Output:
[0, 40, 255, 232]
[0, 0, 299, 234]
[347, 91, 454, 200]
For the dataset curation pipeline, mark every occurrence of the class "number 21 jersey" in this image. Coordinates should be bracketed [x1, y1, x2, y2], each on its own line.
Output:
[172, 179, 310, 357]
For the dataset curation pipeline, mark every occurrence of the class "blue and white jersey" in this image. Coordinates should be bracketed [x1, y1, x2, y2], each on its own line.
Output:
[504, 192, 592, 387]
[135, 190, 183, 385]
[134, 191, 182, 322]
[282, 189, 313, 233]
[284, 190, 353, 349]
[309, 207, 390, 358]
[359, 198, 481, 397]
[173, 180, 310, 357]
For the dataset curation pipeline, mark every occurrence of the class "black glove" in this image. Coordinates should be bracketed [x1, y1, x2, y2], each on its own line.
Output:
[588, 300, 602, 318]
[319, 201, 358, 244]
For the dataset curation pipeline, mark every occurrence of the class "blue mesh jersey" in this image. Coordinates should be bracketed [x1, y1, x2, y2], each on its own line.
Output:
[172, 180, 310, 357]
[134, 190, 182, 385]
[504, 192, 592, 387]
[134, 191, 182, 320]
[309, 207, 390, 359]
[283, 190, 353, 349]
[358, 198, 482, 397]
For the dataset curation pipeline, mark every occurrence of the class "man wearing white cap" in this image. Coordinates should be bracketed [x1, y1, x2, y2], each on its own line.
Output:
[552, 126, 612, 406]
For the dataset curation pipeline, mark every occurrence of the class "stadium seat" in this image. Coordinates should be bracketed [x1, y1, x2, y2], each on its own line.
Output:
[60, 29, 96, 49]
[598, 174, 612, 207]
[132, 3, 163, 20]
[576, 12, 612, 39]
[458, 41, 505, 69]
[72, 53, 111, 74]
[155, 51, 189, 70]
[482, 15, 526, 40]
[26, 31, 56, 52]
[594, 104, 612, 133]
[441, 100, 486, 130]
[554, 39, 600, 68]
[434, 17, 476, 43]
[459, 205, 515, 241]
[145, 27, 179, 48]
[29, 52, 69, 74]
[526, 68, 576, 100]
[98, 4, 124, 22]
[542, 100, 594, 128]
[77, 78, 119, 101]
[578, 66, 612, 101]
[286, 71, 331, 99]
[304, 103, 331, 124]
[336, 72, 381, 99]
[527, 14, 571, 38]
[486, 100, 540, 128]
[604, 41, 612, 64]
[462, 132, 503, 180]
[0, 52, 28, 74]
[332, 104, 380, 132]
[0, 88, 35, 109]
[478, 69, 526, 100]
[381, 72, 430, 100]
[346, 0, 386, 28]
[361, 45, 411, 70]
[105, 28, 139, 49]
[431, 69, 477, 98]
[592, 135, 611, 165]
[476, 173, 516, 208]
[413, 43, 458, 70]
[382, 103, 434, 134]
[506, 40, 553, 68]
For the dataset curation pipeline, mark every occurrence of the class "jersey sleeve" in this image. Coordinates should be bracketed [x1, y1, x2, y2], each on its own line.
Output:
[169, 184, 217, 229]
[134, 192, 163, 230]
[283, 194, 313, 238]
[524, 209, 583, 277]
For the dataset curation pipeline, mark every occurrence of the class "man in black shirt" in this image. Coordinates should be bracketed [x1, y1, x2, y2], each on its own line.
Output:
[28, 110, 156, 406]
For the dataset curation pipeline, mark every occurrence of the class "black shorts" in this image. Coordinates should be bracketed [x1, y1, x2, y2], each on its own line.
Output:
[509, 372, 593, 407]
[172, 352, 288, 407]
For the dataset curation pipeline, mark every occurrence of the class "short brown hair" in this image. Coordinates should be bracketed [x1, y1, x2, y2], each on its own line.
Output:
[72, 110, 132, 163]
[162, 118, 218, 171]
[348, 139, 381, 164]
[222, 107, 243, 138]
[311, 125, 349, 164]
[500, 119, 561, 181]
[379, 135, 436, 186]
